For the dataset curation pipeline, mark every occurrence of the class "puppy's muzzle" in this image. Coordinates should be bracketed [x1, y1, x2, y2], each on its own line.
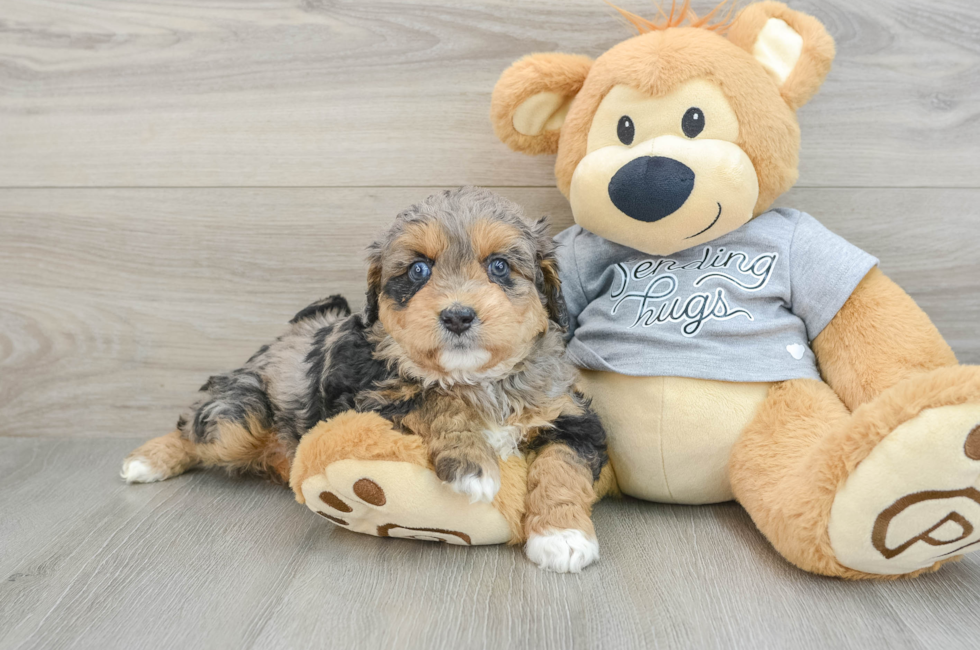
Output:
[440, 306, 477, 335]
[608, 156, 695, 223]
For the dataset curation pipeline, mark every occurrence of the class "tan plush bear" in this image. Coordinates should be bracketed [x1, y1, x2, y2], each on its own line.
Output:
[491, 0, 980, 579]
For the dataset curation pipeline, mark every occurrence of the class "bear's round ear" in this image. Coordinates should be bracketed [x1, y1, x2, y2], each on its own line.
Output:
[726, 1, 835, 111]
[491, 53, 593, 155]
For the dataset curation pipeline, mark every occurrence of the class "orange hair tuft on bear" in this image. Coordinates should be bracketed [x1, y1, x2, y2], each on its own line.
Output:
[608, 0, 736, 34]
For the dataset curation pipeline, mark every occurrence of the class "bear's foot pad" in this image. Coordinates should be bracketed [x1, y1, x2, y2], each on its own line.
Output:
[830, 403, 980, 575]
[300, 459, 512, 546]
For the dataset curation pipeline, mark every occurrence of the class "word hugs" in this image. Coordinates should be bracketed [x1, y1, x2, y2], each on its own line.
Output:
[610, 247, 778, 337]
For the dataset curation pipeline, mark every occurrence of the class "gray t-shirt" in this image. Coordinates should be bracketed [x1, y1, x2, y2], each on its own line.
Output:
[555, 208, 879, 382]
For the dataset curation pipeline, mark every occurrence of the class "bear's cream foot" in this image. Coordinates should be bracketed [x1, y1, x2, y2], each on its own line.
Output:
[830, 403, 980, 575]
[290, 412, 524, 546]
[298, 458, 514, 545]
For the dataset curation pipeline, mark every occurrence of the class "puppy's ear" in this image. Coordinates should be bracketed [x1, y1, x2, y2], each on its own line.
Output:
[491, 53, 593, 156]
[726, 1, 835, 110]
[364, 244, 383, 325]
[540, 255, 568, 331]
[532, 218, 568, 331]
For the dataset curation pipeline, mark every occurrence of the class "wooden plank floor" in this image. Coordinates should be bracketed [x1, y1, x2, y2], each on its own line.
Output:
[2, 437, 980, 650]
[2, 0, 980, 648]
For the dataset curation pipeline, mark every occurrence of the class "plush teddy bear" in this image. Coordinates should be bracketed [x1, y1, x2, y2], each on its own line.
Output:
[490, 0, 980, 578]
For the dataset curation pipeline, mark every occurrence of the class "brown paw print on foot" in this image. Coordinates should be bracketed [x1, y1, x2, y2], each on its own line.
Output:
[312, 478, 386, 529]
[313, 479, 471, 543]
[830, 406, 980, 575]
[871, 425, 980, 562]
[300, 460, 511, 545]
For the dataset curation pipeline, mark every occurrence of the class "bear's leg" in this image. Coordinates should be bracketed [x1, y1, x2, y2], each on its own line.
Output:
[290, 411, 524, 545]
[731, 367, 980, 579]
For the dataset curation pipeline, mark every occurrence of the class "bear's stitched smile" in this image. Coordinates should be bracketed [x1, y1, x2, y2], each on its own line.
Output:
[685, 202, 723, 240]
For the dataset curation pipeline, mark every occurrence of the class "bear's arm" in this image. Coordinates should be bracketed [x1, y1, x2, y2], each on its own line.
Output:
[811, 267, 957, 411]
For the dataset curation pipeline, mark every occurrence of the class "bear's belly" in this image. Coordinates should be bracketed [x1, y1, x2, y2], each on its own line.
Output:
[578, 371, 773, 504]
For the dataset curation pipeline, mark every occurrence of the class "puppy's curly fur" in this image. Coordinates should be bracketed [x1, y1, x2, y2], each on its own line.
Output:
[122, 187, 607, 551]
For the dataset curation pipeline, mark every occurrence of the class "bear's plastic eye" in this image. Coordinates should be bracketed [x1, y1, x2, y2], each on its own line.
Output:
[488, 258, 510, 279]
[408, 261, 431, 282]
[617, 116, 635, 145]
[682, 107, 704, 138]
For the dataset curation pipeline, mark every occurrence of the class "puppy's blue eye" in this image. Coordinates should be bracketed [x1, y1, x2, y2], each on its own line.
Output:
[408, 261, 431, 282]
[488, 259, 510, 278]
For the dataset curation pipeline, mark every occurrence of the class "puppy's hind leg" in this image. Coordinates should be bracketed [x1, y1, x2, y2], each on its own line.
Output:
[122, 429, 200, 484]
[122, 369, 281, 483]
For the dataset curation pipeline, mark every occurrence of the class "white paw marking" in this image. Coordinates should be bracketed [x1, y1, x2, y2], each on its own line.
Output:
[120, 458, 166, 484]
[482, 424, 520, 460]
[786, 343, 806, 360]
[525, 529, 600, 573]
[448, 472, 500, 504]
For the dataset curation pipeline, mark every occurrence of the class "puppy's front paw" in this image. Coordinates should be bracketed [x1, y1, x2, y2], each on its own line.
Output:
[525, 529, 600, 573]
[434, 452, 501, 504]
[448, 472, 501, 504]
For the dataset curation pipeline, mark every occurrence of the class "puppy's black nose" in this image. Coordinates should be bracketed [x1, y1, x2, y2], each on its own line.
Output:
[608, 156, 695, 223]
[440, 307, 476, 335]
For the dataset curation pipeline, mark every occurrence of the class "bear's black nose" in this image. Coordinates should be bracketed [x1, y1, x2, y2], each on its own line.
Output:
[607, 156, 695, 223]
[440, 306, 476, 335]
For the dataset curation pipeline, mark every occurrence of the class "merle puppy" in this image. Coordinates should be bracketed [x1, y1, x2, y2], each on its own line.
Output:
[122, 187, 609, 572]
